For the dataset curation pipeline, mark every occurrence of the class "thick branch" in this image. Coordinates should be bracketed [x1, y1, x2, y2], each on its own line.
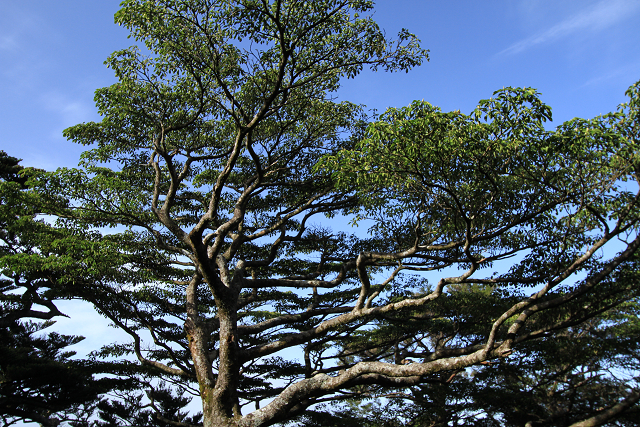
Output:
[568, 389, 640, 427]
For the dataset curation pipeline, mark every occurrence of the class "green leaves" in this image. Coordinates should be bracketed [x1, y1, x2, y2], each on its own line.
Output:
[319, 83, 640, 268]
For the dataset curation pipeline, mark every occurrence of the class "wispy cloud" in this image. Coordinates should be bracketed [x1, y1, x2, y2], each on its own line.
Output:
[581, 61, 640, 87]
[0, 34, 17, 50]
[41, 91, 96, 128]
[499, 0, 640, 55]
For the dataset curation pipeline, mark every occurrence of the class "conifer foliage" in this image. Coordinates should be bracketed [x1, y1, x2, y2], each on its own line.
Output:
[1, 152, 133, 426]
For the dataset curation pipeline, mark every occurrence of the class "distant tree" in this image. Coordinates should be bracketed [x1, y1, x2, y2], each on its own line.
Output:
[23, 1, 640, 426]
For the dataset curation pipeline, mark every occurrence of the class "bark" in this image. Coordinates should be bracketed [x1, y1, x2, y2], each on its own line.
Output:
[568, 389, 640, 427]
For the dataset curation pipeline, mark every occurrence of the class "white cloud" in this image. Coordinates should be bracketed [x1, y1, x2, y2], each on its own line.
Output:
[0, 34, 17, 50]
[51, 300, 131, 359]
[499, 0, 640, 55]
[581, 61, 640, 87]
[40, 91, 96, 128]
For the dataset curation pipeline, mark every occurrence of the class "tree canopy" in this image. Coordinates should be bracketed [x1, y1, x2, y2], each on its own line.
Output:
[3, 1, 640, 426]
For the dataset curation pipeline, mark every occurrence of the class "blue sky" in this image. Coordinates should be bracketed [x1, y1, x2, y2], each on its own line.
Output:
[2, 0, 640, 171]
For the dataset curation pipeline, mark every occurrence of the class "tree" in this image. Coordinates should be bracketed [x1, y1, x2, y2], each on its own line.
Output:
[304, 85, 640, 426]
[95, 382, 203, 427]
[0, 152, 138, 426]
[28, 1, 640, 426]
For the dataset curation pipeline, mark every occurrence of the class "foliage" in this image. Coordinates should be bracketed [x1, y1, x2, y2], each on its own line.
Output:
[0, 152, 131, 426]
[287, 294, 640, 426]
[95, 382, 203, 427]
